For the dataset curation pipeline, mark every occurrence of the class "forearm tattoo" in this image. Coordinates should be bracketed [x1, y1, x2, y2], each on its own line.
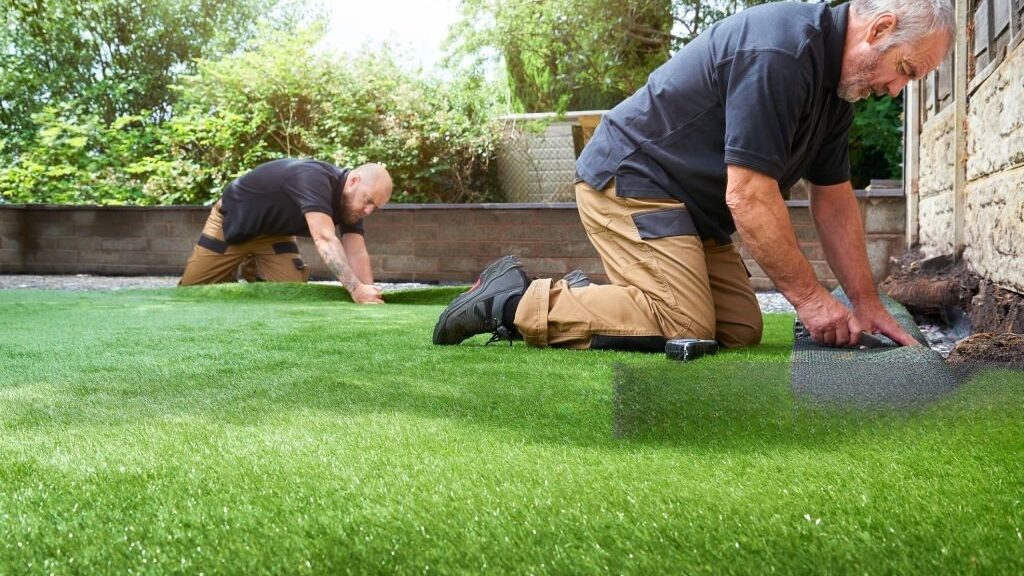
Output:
[316, 238, 359, 293]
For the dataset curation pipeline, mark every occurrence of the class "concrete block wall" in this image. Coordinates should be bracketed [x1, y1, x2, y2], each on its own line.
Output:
[315, 203, 609, 283]
[0, 195, 906, 293]
[0, 205, 24, 272]
[497, 121, 578, 203]
[964, 40, 1024, 293]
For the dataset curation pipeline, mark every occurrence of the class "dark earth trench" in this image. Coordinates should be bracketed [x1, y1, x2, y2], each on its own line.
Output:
[880, 249, 1024, 369]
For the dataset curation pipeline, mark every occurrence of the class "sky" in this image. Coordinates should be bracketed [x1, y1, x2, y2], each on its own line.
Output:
[320, 0, 462, 70]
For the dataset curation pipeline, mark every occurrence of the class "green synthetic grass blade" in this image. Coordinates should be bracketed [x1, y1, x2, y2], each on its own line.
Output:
[1, 284, 1022, 574]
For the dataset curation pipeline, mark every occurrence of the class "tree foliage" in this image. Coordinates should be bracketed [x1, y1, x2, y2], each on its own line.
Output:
[447, 0, 778, 113]
[848, 95, 904, 188]
[150, 31, 504, 204]
[0, 0, 292, 151]
[447, 0, 675, 112]
[0, 104, 165, 204]
[0, 0, 904, 205]
[670, 0, 772, 47]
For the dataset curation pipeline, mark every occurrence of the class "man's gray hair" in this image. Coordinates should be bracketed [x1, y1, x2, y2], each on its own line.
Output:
[851, 0, 955, 48]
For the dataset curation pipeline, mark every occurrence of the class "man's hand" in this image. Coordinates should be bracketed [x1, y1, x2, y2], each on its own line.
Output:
[726, 166, 852, 345]
[306, 212, 384, 305]
[351, 282, 385, 304]
[794, 287, 864, 347]
[852, 298, 921, 347]
[806, 181, 918, 346]
[795, 289, 920, 348]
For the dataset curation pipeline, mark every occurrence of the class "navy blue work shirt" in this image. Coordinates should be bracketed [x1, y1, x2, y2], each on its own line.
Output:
[577, 2, 853, 244]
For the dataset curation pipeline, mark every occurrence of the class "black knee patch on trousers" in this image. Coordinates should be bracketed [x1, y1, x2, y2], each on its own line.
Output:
[631, 208, 698, 240]
[590, 335, 668, 353]
[273, 241, 300, 254]
[197, 234, 228, 254]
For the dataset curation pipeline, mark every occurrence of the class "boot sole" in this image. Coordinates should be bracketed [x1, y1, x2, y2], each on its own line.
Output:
[432, 255, 522, 345]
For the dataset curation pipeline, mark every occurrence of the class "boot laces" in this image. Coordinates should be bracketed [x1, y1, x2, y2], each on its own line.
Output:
[485, 325, 514, 346]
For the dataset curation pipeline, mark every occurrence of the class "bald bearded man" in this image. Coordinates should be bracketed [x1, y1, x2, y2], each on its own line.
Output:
[179, 159, 392, 304]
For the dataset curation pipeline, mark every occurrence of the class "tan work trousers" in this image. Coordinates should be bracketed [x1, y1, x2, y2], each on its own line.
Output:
[514, 180, 762, 349]
[179, 201, 310, 285]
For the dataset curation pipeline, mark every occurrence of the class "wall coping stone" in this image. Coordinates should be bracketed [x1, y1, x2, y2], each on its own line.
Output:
[1, 189, 899, 213]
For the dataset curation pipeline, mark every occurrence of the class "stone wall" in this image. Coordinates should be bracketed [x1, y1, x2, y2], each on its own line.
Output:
[0, 206, 202, 276]
[0, 196, 906, 292]
[964, 40, 1024, 293]
[917, 105, 957, 257]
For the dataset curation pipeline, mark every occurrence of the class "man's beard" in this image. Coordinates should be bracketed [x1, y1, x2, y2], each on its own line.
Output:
[837, 47, 884, 103]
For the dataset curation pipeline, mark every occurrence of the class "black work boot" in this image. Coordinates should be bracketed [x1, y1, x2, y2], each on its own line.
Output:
[433, 255, 529, 345]
[561, 269, 591, 288]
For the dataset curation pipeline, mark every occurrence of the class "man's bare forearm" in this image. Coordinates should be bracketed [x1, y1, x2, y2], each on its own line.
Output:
[314, 236, 361, 293]
[341, 233, 374, 285]
[809, 182, 876, 304]
[726, 167, 823, 306]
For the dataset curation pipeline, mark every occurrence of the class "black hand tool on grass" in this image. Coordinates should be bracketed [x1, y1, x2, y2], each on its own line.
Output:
[665, 338, 719, 362]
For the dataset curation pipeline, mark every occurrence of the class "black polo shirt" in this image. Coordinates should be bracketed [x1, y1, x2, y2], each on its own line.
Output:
[577, 2, 853, 244]
[219, 158, 365, 244]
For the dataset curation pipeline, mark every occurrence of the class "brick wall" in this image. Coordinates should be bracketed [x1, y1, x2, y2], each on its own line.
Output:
[0, 195, 906, 288]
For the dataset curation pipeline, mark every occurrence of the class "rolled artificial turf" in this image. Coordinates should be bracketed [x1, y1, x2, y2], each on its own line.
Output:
[1, 284, 1022, 574]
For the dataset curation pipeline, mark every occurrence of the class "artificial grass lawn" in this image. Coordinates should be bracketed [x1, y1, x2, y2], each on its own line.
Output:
[1, 284, 1022, 574]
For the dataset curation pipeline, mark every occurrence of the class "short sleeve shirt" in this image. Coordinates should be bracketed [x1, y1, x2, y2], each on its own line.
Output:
[576, 2, 853, 243]
[219, 158, 365, 244]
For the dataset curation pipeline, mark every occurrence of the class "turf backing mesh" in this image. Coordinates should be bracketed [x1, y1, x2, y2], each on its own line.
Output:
[790, 289, 959, 410]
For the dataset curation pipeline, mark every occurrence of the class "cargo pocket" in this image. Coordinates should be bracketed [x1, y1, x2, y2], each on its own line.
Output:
[197, 234, 228, 254]
[620, 256, 678, 310]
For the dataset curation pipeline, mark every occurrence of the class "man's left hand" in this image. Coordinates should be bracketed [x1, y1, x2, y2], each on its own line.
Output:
[853, 299, 921, 347]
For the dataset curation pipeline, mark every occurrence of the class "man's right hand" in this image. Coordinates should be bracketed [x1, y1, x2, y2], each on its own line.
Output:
[350, 283, 385, 304]
[793, 288, 865, 347]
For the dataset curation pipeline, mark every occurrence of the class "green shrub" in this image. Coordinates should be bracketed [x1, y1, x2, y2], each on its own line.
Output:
[0, 30, 504, 206]
[145, 31, 504, 205]
[0, 104, 168, 205]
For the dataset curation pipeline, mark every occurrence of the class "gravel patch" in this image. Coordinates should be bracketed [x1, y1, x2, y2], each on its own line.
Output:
[756, 291, 795, 314]
[0, 274, 436, 293]
[0, 274, 180, 291]
[917, 323, 958, 358]
[309, 280, 442, 292]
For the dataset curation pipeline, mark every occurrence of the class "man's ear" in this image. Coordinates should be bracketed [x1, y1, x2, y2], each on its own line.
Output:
[346, 172, 361, 192]
[867, 13, 897, 45]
